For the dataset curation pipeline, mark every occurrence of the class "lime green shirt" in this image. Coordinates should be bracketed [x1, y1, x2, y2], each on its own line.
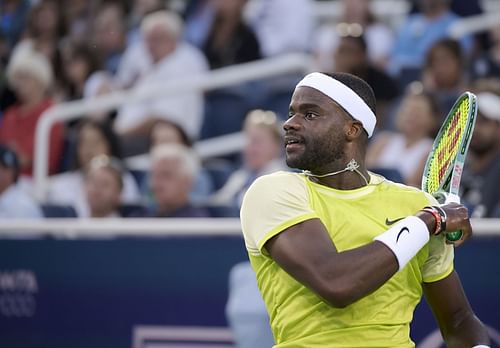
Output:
[240, 171, 454, 348]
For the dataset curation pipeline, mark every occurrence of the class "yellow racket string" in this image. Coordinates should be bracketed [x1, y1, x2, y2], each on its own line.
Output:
[426, 99, 469, 193]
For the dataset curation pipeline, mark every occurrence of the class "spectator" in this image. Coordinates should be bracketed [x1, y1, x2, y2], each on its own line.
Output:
[0, 46, 63, 176]
[114, 10, 208, 151]
[145, 119, 214, 204]
[143, 143, 209, 217]
[366, 85, 438, 187]
[12, 0, 65, 95]
[422, 38, 466, 113]
[202, 0, 261, 69]
[390, 0, 472, 78]
[84, 155, 124, 218]
[0, 144, 42, 219]
[47, 119, 140, 217]
[209, 110, 285, 209]
[0, 0, 30, 51]
[331, 34, 399, 127]
[91, 2, 127, 75]
[461, 86, 500, 217]
[61, 42, 103, 101]
[245, 0, 314, 57]
[471, 25, 500, 80]
[314, 0, 395, 71]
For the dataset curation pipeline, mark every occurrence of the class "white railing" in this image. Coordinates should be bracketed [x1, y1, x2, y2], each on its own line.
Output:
[0, 218, 498, 239]
[33, 53, 313, 201]
[449, 12, 500, 38]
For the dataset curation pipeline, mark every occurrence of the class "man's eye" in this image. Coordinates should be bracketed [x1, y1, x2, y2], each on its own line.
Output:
[305, 112, 318, 120]
[287, 111, 295, 119]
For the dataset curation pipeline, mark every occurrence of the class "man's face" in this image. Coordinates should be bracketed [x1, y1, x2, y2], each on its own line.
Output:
[145, 25, 176, 63]
[284, 87, 349, 173]
[85, 167, 122, 215]
[150, 157, 191, 210]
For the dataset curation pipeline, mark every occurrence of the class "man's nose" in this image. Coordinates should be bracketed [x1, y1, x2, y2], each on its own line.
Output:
[283, 114, 301, 131]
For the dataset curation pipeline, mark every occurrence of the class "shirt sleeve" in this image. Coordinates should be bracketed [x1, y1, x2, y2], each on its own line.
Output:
[240, 172, 318, 256]
[421, 192, 455, 283]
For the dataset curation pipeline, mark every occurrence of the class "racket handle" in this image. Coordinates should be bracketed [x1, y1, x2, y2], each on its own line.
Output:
[434, 193, 463, 242]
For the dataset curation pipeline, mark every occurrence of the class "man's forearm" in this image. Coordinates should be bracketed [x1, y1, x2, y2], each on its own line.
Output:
[443, 312, 490, 347]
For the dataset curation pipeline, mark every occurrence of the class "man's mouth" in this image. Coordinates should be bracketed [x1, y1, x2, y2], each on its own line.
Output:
[284, 135, 304, 150]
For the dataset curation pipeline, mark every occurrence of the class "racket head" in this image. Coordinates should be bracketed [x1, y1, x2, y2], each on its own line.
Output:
[421, 92, 477, 196]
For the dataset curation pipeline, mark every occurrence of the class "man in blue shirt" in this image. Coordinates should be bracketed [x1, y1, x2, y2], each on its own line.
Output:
[390, 0, 472, 77]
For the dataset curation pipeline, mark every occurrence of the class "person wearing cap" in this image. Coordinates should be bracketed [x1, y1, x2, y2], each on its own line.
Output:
[461, 90, 500, 218]
[239, 72, 489, 347]
[0, 144, 42, 219]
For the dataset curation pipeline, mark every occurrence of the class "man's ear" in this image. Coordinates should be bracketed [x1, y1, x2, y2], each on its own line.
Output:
[345, 120, 365, 141]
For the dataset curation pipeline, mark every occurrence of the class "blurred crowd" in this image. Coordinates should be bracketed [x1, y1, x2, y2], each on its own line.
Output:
[0, 0, 499, 220]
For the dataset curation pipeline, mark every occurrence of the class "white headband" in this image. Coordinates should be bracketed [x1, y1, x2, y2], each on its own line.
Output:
[477, 92, 500, 122]
[295, 72, 376, 137]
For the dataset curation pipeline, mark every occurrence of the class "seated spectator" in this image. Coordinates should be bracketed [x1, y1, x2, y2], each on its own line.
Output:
[461, 84, 500, 217]
[366, 86, 438, 187]
[60, 42, 104, 102]
[47, 119, 140, 217]
[202, 0, 261, 69]
[389, 0, 472, 78]
[0, 46, 63, 176]
[209, 109, 285, 209]
[0, 144, 42, 219]
[90, 2, 127, 75]
[471, 24, 500, 80]
[331, 33, 399, 128]
[422, 38, 466, 113]
[114, 10, 208, 152]
[149, 119, 214, 203]
[314, 0, 395, 71]
[245, 0, 314, 57]
[142, 143, 210, 217]
[13, 0, 65, 97]
[84, 155, 124, 218]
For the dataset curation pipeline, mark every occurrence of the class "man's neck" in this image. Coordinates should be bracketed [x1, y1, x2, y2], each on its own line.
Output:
[307, 159, 370, 190]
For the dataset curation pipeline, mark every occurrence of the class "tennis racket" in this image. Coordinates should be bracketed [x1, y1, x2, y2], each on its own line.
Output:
[421, 92, 477, 242]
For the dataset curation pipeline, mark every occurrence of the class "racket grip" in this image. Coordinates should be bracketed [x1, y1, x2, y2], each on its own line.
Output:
[443, 193, 463, 242]
[433, 193, 463, 242]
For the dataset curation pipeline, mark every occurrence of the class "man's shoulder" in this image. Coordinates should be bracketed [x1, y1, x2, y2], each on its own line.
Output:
[377, 177, 437, 204]
[250, 171, 305, 190]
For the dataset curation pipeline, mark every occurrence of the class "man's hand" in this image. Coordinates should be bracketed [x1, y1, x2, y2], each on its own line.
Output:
[439, 203, 472, 247]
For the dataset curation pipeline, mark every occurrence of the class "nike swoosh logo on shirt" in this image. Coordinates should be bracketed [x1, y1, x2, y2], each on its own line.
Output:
[385, 217, 405, 226]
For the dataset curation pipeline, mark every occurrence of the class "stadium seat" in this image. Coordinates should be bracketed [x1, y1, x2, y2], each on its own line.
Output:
[200, 88, 251, 140]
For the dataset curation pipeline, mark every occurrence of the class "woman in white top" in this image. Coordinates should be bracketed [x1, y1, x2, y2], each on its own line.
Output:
[366, 87, 439, 187]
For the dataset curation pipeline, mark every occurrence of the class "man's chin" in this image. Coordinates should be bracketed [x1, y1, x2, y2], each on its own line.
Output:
[285, 156, 307, 171]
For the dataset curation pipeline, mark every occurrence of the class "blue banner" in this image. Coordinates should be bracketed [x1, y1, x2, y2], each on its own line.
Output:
[0, 235, 498, 347]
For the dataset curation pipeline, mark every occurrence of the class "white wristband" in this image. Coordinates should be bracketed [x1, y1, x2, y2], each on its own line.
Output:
[472, 345, 491, 348]
[374, 216, 430, 271]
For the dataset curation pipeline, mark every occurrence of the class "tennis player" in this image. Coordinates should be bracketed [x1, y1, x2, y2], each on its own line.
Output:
[240, 72, 490, 347]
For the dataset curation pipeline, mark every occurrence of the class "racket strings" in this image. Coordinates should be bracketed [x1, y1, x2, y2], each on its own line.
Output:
[426, 99, 469, 193]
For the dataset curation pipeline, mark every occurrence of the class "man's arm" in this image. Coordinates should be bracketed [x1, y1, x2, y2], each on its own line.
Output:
[265, 204, 471, 308]
[424, 271, 490, 347]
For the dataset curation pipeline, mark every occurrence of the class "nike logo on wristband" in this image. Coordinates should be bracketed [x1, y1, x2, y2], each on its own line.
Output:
[396, 227, 410, 243]
[385, 217, 405, 226]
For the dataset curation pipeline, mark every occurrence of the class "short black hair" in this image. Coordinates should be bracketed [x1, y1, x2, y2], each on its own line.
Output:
[322, 72, 377, 116]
